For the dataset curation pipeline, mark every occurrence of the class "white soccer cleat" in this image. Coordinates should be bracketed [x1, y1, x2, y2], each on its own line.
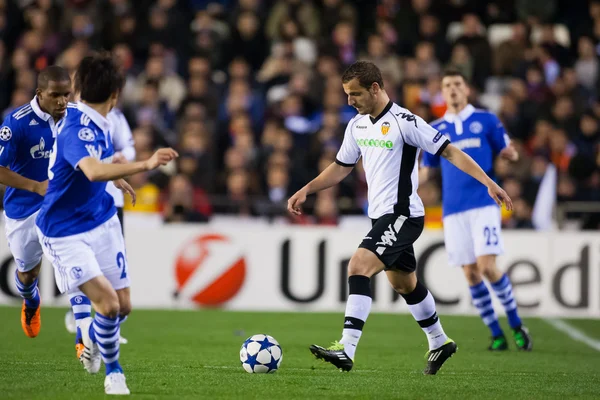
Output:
[104, 372, 130, 395]
[79, 317, 101, 374]
[65, 310, 77, 334]
[119, 335, 128, 345]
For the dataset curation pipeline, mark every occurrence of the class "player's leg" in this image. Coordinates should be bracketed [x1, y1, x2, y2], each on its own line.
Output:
[67, 290, 92, 359]
[386, 250, 456, 375]
[463, 262, 506, 350]
[15, 261, 42, 337]
[479, 255, 533, 351]
[7, 213, 44, 338]
[91, 214, 131, 394]
[115, 206, 128, 345]
[445, 209, 505, 350]
[473, 205, 532, 351]
[309, 247, 382, 371]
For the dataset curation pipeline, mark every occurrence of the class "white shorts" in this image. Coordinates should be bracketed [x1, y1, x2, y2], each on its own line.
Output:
[4, 210, 43, 272]
[442, 205, 504, 267]
[36, 214, 130, 294]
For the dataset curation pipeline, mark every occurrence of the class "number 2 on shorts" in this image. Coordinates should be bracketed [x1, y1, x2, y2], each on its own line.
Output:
[116, 252, 127, 279]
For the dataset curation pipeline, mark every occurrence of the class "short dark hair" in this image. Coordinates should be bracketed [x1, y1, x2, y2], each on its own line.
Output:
[75, 52, 124, 103]
[37, 66, 71, 90]
[342, 61, 384, 89]
[442, 67, 468, 83]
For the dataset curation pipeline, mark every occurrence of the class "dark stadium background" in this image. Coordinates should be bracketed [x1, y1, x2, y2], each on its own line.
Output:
[0, 0, 598, 229]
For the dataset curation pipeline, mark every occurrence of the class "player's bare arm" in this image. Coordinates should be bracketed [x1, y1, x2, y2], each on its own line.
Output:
[441, 144, 513, 210]
[78, 148, 178, 182]
[0, 166, 47, 196]
[287, 162, 353, 215]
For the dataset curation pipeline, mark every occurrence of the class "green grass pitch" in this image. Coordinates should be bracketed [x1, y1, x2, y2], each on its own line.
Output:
[1, 306, 599, 399]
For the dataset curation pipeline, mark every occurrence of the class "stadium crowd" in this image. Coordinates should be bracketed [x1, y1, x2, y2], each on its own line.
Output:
[0, 0, 599, 229]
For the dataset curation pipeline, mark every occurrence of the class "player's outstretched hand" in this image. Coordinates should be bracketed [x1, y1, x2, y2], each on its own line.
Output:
[114, 179, 136, 206]
[34, 180, 48, 196]
[145, 148, 179, 171]
[487, 182, 513, 211]
[287, 189, 307, 216]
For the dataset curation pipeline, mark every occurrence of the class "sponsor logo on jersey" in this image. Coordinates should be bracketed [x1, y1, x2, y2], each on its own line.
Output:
[381, 121, 391, 135]
[30, 137, 52, 159]
[356, 139, 394, 149]
[453, 137, 481, 150]
[469, 121, 483, 134]
[355, 124, 367, 129]
[433, 131, 443, 143]
[29, 119, 39, 126]
[0, 126, 12, 141]
[395, 112, 418, 127]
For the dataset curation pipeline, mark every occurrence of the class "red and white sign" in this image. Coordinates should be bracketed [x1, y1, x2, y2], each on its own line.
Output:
[0, 218, 598, 318]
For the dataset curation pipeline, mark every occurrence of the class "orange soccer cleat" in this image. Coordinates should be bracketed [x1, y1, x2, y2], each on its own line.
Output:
[21, 300, 41, 338]
[76, 340, 85, 360]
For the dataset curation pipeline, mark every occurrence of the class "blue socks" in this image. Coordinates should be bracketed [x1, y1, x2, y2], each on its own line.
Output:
[14, 271, 40, 309]
[470, 281, 503, 337]
[91, 312, 122, 375]
[491, 274, 522, 329]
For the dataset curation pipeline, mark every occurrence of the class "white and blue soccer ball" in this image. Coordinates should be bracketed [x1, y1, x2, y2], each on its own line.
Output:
[239, 334, 282, 373]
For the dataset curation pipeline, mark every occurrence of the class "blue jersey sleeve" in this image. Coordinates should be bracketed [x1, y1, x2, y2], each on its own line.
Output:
[421, 150, 440, 168]
[62, 126, 97, 169]
[0, 117, 20, 168]
[488, 113, 509, 154]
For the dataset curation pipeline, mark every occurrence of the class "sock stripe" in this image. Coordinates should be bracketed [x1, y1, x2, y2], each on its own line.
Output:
[417, 312, 439, 328]
[74, 312, 92, 319]
[491, 274, 522, 329]
[470, 282, 502, 337]
[93, 320, 116, 331]
[343, 316, 365, 331]
[94, 327, 118, 338]
[92, 314, 121, 374]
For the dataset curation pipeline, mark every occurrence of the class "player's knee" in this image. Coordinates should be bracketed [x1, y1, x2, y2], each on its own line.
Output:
[348, 249, 381, 277]
[462, 264, 482, 285]
[96, 293, 120, 318]
[119, 303, 132, 318]
[389, 280, 415, 295]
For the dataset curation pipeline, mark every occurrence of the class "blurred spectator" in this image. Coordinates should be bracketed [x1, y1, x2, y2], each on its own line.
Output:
[0, 0, 598, 228]
[163, 175, 211, 223]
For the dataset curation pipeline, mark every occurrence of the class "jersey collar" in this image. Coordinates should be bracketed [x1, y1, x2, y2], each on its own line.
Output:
[369, 100, 393, 124]
[77, 101, 110, 132]
[444, 104, 475, 123]
[30, 96, 52, 121]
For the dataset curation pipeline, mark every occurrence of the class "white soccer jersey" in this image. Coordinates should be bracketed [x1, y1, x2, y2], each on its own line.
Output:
[105, 108, 135, 207]
[336, 101, 450, 219]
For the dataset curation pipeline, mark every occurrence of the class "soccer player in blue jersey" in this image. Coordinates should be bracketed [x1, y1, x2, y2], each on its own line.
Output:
[0, 66, 95, 339]
[35, 53, 177, 395]
[421, 69, 532, 351]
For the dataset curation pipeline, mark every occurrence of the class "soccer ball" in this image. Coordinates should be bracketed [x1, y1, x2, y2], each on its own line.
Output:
[239, 334, 282, 373]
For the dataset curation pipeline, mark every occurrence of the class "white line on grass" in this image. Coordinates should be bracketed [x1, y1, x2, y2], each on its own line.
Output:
[544, 318, 600, 352]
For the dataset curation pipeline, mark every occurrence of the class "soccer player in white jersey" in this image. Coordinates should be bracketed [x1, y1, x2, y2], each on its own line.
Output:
[421, 69, 532, 351]
[288, 61, 513, 374]
[35, 53, 177, 395]
[65, 106, 135, 351]
[0, 66, 97, 341]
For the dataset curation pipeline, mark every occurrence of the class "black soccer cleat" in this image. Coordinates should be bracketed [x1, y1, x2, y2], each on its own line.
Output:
[309, 342, 354, 372]
[513, 326, 533, 351]
[488, 335, 509, 351]
[423, 339, 457, 375]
